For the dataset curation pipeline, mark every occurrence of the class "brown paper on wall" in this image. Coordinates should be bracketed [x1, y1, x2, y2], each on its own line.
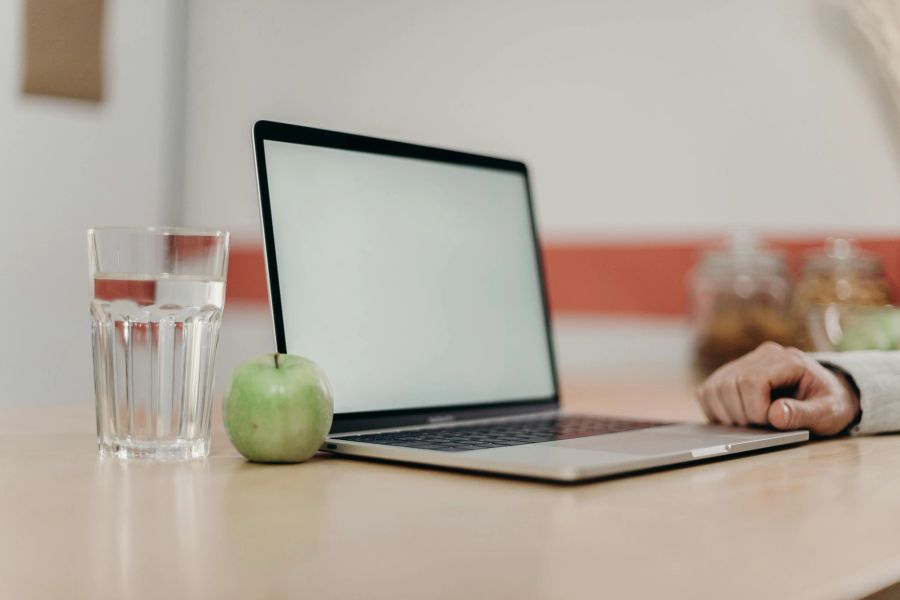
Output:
[22, 0, 105, 101]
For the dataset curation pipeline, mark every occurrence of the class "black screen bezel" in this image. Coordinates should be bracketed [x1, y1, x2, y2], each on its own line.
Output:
[252, 120, 560, 433]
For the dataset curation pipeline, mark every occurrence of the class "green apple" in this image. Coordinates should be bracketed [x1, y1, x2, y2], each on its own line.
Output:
[836, 311, 897, 352]
[880, 310, 900, 350]
[224, 354, 334, 463]
[837, 322, 890, 352]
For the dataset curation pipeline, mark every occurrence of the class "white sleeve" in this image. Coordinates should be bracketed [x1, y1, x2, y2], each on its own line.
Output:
[812, 351, 900, 435]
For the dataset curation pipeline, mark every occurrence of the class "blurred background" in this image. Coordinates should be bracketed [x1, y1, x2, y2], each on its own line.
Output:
[4, 0, 900, 408]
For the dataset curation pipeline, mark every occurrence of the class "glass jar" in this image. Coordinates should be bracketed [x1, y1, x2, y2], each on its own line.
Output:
[793, 238, 891, 350]
[691, 233, 794, 378]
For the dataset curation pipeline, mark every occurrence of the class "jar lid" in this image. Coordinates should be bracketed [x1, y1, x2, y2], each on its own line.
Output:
[803, 238, 883, 277]
[699, 231, 787, 276]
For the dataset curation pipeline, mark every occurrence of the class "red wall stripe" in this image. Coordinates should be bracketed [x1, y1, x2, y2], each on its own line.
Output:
[226, 243, 269, 305]
[226, 237, 900, 316]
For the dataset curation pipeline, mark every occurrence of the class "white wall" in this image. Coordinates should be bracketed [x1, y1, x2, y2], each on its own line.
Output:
[0, 1, 184, 406]
[179, 0, 900, 398]
[182, 0, 900, 243]
[7, 1, 897, 406]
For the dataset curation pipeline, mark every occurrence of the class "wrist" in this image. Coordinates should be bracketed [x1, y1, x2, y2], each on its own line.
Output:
[824, 364, 862, 433]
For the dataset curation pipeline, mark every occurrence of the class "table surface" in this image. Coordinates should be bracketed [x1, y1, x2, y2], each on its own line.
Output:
[3, 378, 900, 600]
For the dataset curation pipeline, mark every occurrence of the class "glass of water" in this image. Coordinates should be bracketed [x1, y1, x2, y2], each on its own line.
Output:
[88, 227, 229, 460]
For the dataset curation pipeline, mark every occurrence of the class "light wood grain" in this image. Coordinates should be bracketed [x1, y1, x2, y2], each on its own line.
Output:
[1, 380, 899, 600]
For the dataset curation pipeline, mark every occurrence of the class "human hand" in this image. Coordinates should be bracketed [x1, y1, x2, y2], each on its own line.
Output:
[696, 342, 860, 436]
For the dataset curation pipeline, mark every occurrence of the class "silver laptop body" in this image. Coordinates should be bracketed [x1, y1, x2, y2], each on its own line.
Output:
[252, 120, 807, 483]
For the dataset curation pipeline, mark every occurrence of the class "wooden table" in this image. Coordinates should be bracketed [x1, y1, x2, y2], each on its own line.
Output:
[3, 379, 900, 600]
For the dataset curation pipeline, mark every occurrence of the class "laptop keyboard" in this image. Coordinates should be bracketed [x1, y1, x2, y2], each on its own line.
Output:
[337, 415, 669, 452]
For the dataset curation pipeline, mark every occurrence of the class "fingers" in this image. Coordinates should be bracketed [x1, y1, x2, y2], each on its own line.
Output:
[697, 341, 860, 435]
[707, 392, 733, 425]
[696, 389, 716, 423]
[736, 374, 769, 425]
[756, 345, 810, 391]
[697, 342, 788, 426]
[768, 398, 827, 434]
[768, 395, 856, 436]
[720, 379, 748, 426]
[698, 378, 746, 426]
[697, 380, 729, 425]
[696, 342, 817, 428]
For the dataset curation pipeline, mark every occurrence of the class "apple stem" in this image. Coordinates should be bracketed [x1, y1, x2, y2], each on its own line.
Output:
[274, 353, 280, 369]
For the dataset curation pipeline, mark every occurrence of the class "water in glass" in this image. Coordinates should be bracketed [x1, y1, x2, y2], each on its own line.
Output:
[92, 272, 225, 459]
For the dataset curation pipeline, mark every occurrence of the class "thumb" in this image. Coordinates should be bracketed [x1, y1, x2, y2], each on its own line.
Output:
[767, 397, 829, 434]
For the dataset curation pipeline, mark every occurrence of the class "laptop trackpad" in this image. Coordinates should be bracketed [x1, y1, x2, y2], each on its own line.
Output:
[551, 426, 759, 456]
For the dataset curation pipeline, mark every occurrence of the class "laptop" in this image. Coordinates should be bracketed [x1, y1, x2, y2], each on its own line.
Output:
[252, 120, 808, 482]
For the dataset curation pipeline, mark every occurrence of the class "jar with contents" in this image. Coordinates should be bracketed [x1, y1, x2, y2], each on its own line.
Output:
[691, 233, 795, 378]
[793, 238, 891, 350]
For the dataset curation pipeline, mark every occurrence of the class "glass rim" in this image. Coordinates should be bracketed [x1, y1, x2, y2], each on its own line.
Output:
[87, 226, 229, 238]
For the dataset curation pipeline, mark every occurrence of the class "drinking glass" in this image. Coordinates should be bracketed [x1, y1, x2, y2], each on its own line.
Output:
[88, 227, 230, 460]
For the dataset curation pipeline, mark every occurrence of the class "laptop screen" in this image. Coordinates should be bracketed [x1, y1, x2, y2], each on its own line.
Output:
[261, 136, 555, 415]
